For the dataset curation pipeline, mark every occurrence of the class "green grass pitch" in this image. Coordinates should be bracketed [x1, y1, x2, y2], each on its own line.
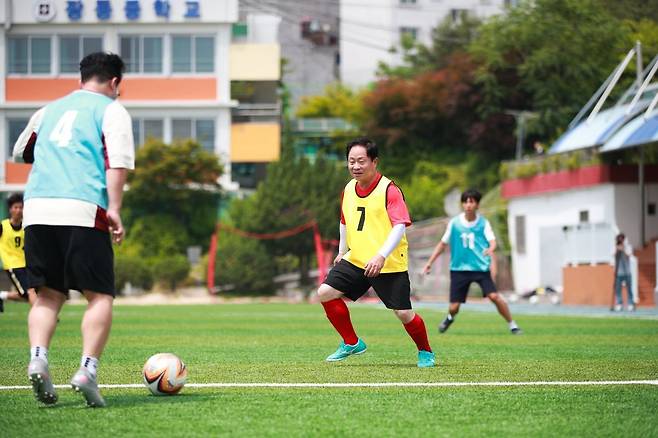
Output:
[1, 302, 657, 436]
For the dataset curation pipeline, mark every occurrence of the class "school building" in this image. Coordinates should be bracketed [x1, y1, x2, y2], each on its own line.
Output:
[0, 0, 281, 199]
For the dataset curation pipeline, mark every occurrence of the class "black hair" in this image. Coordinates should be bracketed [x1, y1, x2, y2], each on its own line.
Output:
[7, 193, 23, 208]
[461, 189, 482, 204]
[80, 52, 125, 84]
[345, 137, 378, 160]
[616, 233, 625, 245]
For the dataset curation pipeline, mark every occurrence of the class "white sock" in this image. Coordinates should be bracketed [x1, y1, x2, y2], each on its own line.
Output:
[509, 320, 519, 330]
[81, 356, 99, 378]
[30, 346, 48, 363]
[0, 291, 8, 300]
[447, 314, 454, 321]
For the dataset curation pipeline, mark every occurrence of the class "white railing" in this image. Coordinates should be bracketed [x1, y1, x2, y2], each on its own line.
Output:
[563, 222, 616, 265]
[294, 118, 354, 132]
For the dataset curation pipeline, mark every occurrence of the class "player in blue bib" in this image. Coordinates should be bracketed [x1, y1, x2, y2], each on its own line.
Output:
[14, 52, 135, 408]
[423, 189, 522, 334]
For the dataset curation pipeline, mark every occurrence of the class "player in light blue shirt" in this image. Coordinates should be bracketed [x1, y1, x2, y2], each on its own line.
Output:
[423, 189, 522, 334]
[15, 52, 134, 408]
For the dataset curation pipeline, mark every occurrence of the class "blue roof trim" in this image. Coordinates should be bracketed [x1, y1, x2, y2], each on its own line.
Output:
[624, 115, 658, 147]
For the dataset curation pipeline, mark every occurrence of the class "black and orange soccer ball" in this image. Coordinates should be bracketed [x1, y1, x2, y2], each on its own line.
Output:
[143, 353, 188, 395]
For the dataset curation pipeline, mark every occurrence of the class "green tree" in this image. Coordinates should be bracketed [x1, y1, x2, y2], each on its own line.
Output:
[595, 0, 658, 22]
[212, 233, 277, 294]
[469, 0, 629, 140]
[377, 14, 483, 79]
[124, 139, 223, 249]
[228, 146, 347, 286]
[152, 254, 190, 292]
[296, 83, 367, 125]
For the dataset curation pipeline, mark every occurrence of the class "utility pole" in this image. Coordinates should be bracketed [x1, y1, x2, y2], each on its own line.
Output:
[505, 110, 538, 160]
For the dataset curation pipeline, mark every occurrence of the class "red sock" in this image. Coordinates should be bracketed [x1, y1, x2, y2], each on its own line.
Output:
[321, 299, 358, 345]
[404, 314, 432, 352]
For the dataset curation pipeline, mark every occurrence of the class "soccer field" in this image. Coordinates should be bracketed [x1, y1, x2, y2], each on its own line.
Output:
[1, 303, 657, 437]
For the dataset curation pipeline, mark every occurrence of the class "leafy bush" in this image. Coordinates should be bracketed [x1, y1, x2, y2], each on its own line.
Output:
[151, 254, 190, 292]
[211, 233, 277, 294]
[115, 253, 154, 293]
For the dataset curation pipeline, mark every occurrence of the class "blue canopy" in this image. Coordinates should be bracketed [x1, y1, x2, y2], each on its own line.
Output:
[599, 109, 658, 152]
[549, 103, 649, 154]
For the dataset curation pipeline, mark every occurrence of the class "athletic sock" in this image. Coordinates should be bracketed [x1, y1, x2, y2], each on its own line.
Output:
[80, 356, 99, 378]
[404, 314, 432, 352]
[509, 320, 519, 330]
[0, 291, 8, 300]
[30, 346, 48, 364]
[446, 314, 454, 321]
[321, 299, 359, 345]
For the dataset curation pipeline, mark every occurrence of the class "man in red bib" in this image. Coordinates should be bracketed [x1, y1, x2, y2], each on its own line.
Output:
[318, 138, 435, 367]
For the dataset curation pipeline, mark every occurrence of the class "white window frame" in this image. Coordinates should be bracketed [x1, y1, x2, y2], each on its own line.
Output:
[57, 35, 104, 76]
[7, 35, 53, 76]
[170, 34, 216, 76]
[399, 27, 419, 42]
[171, 117, 216, 150]
[132, 118, 165, 147]
[119, 35, 166, 76]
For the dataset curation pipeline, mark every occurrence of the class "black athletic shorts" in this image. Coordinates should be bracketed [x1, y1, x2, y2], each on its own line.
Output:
[25, 225, 115, 297]
[5, 268, 29, 298]
[450, 270, 497, 303]
[323, 259, 411, 310]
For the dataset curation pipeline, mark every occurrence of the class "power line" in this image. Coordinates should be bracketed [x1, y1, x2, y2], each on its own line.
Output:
[241, 0, 395, 52]
[241, 0, 473, 45]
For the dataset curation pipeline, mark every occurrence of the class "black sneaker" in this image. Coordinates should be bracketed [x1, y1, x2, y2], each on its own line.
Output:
[0, 297, 4, 313]
[511, 327, 523, 335]
[438, 317, 453, 333]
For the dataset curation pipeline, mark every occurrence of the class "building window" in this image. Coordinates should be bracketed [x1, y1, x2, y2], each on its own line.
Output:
[515, 215, 526, 255]
[172, 118, 215, 151]
[450, 9, 470, 23]
[399, 0, 417, 4]
[132, 118, 164, 147]
[59, 36, 103, 73]
[399, 27, 419, 42]
[7, 119, 29, 158]
[120, 36, 163, 73]
[172, 36, 214, 73]
[8, 37, 51, 74]
[579, 210, 589, 223]
[648, 203, 656, 216]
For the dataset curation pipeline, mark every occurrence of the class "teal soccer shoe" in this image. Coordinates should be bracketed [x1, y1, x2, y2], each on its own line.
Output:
[325, 338, 367, 362]
[417, 350, 436, 368]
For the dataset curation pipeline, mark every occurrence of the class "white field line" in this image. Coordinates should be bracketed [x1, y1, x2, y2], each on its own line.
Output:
[1, 380, 657, 390]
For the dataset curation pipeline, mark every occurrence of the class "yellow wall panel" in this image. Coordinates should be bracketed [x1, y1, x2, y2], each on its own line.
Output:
[230, 44, 281, 81]
[231, 123, 281, 162]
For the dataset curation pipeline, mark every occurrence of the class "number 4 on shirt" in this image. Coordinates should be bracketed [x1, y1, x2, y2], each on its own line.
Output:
[49, 110, 78, 147]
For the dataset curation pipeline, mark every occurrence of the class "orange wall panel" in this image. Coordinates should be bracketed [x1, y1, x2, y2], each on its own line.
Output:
[6, 78, 79, 101]
[563, 265, 615, 306]
[5, 162, 31, 185]
[120, 78, 217, 100]
[6, 78, 217, 101]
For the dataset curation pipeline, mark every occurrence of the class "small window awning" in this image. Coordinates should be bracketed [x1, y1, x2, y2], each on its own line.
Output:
[599, 109, 658, 152]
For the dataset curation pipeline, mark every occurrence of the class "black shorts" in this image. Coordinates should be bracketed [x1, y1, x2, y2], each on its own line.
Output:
[323, 259, 411, 310]
[6, 268, 29, 298]
[450, 270, 497, 303]
[25, 225, 115, 297]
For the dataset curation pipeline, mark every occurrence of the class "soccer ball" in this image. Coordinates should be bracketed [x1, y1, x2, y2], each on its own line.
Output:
[143, 353, 188, 396]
